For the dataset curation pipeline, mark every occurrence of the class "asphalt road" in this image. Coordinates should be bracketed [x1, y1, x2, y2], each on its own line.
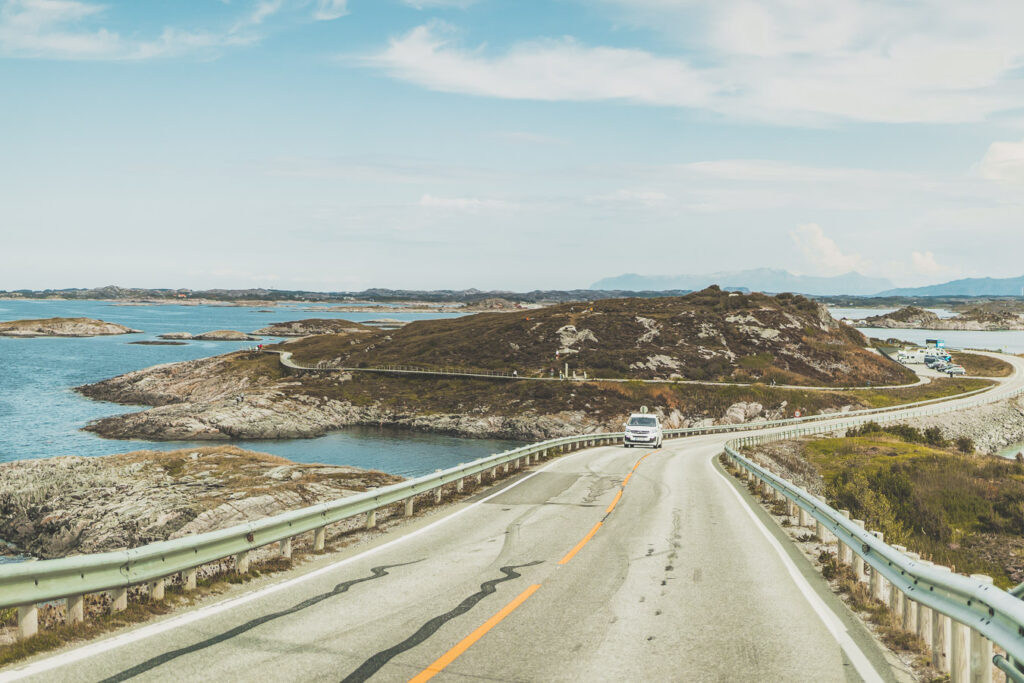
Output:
[7, 352, 1024, 683]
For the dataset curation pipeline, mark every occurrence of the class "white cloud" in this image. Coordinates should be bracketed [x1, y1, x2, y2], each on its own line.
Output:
[402, 0, 477, 8]
[368, 2, 1024, 124]
[977, 139, 1024, 185]
[368, 23, 714, 108]
[789, 223, 867, 275]
[910, 251, 947, 276]
[419, 193, 515, 212]
[586, 189, 668, 208]
[312, 0, 347, 21]
[0, 0, 258, 59]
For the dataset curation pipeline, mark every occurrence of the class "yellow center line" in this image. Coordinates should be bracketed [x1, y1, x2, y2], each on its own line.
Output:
[558, 448, 661, 566]
[408, 583, 542, 683]
[557, 521, 603, 565]
[407, 448, 662, 682]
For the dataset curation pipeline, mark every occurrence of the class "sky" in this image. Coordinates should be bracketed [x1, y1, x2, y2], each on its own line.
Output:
[2, 0, 1024, 292]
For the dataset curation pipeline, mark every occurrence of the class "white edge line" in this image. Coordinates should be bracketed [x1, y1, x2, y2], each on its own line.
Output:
[0, 446, 596, 682]
[710, 453, 886, 683]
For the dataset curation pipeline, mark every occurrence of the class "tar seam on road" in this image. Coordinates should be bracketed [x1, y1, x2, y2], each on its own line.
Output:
[2, 447, 603, 683]
[99, 562, 419, 683]
[408, 583, 542, 683]
[558, 448, 659, 566]
[340, 561, 543, 683]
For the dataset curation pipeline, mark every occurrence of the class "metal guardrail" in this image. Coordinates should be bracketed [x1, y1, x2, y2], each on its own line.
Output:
[1, 371, 1015, 612]
[723, 378, 1024, 681]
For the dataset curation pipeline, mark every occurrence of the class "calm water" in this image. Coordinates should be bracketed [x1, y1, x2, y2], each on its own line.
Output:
[0, 300, 521, 477]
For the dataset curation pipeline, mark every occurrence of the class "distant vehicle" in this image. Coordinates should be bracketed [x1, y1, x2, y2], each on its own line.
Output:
[624, 413, 663, 448]
[946, 365, 966, 376]
[897, 348, 928, 364]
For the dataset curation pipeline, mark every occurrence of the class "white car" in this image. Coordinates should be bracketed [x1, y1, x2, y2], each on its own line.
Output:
[624, 414, 663, 448]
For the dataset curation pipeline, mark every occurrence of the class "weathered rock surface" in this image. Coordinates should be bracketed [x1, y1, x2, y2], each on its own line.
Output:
[862, 306, 1024, 331]
[0, 317, 140, 337]
[158, 332, 194, 339]
[902, 396, 1024, 454]
[252, 318, 374, 337]
[0, 446, 400, 559]
[195, 330, 261, 341]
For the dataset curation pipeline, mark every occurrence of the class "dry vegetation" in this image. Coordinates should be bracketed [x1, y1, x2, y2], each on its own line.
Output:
[951, 351, 1014, 377]
[770, 425, 1024, 587]
[282, 288, 915, 387]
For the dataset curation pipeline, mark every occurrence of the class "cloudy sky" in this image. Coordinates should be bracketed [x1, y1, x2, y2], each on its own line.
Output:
[2, 0, 1023, 291]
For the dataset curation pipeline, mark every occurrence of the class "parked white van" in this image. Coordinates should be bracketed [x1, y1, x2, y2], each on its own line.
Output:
[624, 413, 663, 448]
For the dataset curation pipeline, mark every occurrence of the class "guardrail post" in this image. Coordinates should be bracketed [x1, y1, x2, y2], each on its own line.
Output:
[815, 518, 827, 542]
[869, 531, 887, 602]
[915, 560, 934, 651]
[150, 577, 165, 602]
[903, 552, 920, 633]
[314, 527, 326, 552]
[66, 594, 84, 624]
[952, 618, 970, 683]
[405, 498, 415, 517]
[838, 510, 852, 566]
[280, 537, 292, 559]
[109, 587, 127, 613]
[365, 510, 377, 529]
[235, 550, 251, 574]
[798, 506, 811, 528]
[183, 567, 197, 591]
[890, 545, 907, 616]
[932, 566, 953, 673]
[456, 478, 464, 493]
[434, 487, 443, 504]
[970, 574, 994, 683]
[476, 473, 483, 485]
[17, 604, 38, 640]
[852, 520, 866, 581]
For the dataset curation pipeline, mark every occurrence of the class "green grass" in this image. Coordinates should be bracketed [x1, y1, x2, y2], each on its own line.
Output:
[847, 377, 993, 408]
[803, 430, 1024, 587]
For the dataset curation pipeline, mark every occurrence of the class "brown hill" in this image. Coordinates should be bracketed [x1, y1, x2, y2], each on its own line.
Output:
[289, 288, 911, 386]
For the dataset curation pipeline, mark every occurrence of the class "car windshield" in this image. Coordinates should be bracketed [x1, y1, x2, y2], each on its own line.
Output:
[628, 417, 657, 427]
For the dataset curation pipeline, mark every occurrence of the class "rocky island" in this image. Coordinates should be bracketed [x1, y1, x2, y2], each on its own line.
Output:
[0, 446, 400, 559]
[862, 306, 1024, 330]
[0, 317, 140, 337]
[157, 330, 261, 341]
[252, 318, 375, 337]
[76, 289, 920, 442]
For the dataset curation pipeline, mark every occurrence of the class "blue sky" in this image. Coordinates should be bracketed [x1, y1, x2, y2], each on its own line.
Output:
[2, 0, 1024, 291]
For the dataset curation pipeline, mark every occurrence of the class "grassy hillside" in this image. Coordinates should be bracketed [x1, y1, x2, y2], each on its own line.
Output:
[797, 424, 1024, 587]
[283, 288, 914, 387]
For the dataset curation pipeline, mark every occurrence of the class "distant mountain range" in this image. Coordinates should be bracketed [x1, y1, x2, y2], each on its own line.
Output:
[591, 269, 893, 296]
[878, 275, 1024, 297]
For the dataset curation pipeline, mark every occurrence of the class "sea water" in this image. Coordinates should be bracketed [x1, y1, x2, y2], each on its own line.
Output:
[0, 300, 521, 477]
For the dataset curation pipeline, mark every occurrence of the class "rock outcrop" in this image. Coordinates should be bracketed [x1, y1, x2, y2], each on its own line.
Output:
[158, 330, 261, 341]
[902, 396, 1024, 454]
[862, 306, 1024, 331]
[0, 446, 400, 559]
[0, 317, 140, 337]
[252, 318, 374, 337]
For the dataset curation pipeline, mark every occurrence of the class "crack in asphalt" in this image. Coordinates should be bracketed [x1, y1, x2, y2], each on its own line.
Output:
[101, 562, 419, 683]
[340, 561, 542, 683]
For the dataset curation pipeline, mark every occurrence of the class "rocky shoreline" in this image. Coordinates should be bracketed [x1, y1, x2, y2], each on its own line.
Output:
[903, 395, 1024, 454]
[860, 306, 1024, 331]
[0, 317, 140, 337]
[0, 446, 400, 560]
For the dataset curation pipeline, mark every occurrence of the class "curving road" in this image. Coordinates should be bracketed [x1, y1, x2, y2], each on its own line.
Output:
[6, 353, 1024, 683]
